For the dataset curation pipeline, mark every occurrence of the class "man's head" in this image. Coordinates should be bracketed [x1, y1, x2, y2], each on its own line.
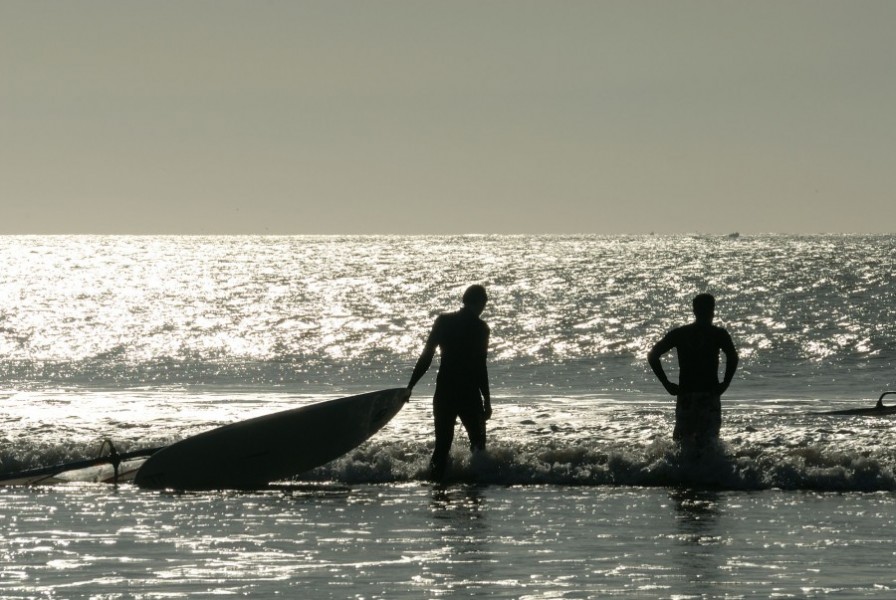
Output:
[692, 293, 715, 322]
[462, 284, 488, 315]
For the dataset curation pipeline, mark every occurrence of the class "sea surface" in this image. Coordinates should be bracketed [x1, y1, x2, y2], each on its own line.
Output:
[1, 234, 894, 598]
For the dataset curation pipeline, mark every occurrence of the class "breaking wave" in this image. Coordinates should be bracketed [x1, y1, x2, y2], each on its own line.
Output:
[301, 438, 896, 492]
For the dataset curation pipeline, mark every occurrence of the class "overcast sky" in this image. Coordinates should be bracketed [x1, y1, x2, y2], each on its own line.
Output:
[2, 1, 894, 234]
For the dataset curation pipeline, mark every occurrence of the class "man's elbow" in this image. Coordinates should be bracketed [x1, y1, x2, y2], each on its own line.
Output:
[726, 352, 739, 372]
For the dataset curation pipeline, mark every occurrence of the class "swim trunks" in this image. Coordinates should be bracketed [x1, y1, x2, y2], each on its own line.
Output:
[673, 392, 721, 445]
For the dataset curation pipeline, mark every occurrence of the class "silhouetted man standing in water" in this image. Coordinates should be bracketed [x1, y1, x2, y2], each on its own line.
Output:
[648, 293, 738, 446]
[408, 285, 492, 482]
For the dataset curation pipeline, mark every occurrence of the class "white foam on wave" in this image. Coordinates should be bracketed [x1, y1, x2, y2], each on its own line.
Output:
[3, 432, 893, 492]
[299, 436, 896, 492]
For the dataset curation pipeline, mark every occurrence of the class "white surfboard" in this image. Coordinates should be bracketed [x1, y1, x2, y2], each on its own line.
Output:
[0, 447, 161, 486]
[134, 388, 409, 490]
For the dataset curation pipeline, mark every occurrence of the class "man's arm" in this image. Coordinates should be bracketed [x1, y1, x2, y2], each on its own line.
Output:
[648, 333, 680, 396]
[716, 330, 739, 395]
[407, 318, 440, 392]
[480, 326, 491, 420]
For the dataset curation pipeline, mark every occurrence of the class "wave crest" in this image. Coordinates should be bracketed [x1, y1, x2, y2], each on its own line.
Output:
[301, 438, 896, 492]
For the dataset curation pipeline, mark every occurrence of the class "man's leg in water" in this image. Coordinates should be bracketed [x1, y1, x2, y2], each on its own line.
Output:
[430, 397, 457, 481]
[695, 395, 722, 447]
[457, 398, 486, 452]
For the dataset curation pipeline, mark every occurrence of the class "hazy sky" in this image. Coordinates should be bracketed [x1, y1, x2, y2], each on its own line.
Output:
[2, 1, 895, 234]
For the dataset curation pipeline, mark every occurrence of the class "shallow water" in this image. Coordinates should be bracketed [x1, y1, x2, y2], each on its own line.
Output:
[2, 484, 895, 598]
[1, 234, 895, 597]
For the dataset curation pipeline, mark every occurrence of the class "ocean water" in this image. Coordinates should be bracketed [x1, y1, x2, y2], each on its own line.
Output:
[1, 234, 895, 598]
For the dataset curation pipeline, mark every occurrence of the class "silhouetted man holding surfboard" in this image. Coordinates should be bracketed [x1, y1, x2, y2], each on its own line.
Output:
[408, 284, 492, 482]
[648, 293, 738, 447]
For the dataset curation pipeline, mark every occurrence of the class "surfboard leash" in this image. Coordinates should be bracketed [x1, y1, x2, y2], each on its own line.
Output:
[877, 391, 896, 409]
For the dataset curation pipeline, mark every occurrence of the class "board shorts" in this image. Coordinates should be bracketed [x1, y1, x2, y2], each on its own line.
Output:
[673, 392, 721, 445]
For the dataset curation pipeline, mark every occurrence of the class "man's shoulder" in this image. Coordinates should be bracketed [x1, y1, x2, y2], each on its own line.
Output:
[666, 323, 693, 337]
[434, 310, 478, 326]
[670, 322, 730, 339]
[709, 324, 732, 338]
[691, 323, 734, 346]
[435, 310, 461, 324]
[712, 324, 735, 346]
[432, 313, 454, 331]
[437, 311, 489, 333]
